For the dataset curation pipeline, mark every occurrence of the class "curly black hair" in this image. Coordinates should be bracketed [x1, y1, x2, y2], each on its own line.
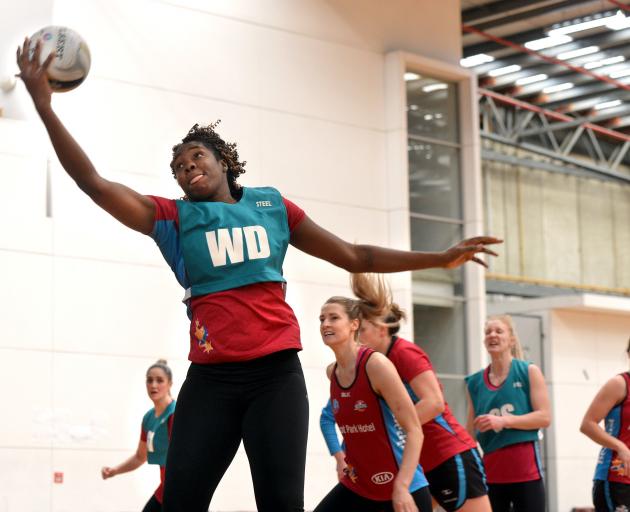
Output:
[170, 121, 246, 198]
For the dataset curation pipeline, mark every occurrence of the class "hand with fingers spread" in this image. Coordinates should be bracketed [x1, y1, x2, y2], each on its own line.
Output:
[442, 236, 502, 269]
[16, 37, 55, 111]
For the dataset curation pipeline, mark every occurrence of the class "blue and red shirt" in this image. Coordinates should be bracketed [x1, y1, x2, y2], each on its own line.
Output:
[148, 187, 305, 363]
[594, 372, 630, 484]
[331, 346, 428, 500]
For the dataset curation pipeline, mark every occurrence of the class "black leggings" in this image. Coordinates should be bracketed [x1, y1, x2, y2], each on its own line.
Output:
[141, 495, 161, 512]
[488, 479, 546, 512]
[162, 350, 309, 512]
[313, 483, 433, 512]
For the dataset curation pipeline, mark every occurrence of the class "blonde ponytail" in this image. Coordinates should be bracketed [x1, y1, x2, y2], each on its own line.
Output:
[350, 273, 407, 334]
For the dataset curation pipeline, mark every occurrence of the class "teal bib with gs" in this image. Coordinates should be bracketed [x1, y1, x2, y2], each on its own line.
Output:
[176, 187, 289, 297]
[465, 359, 540, 454]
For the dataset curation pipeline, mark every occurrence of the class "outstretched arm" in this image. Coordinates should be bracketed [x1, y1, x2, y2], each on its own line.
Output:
[290, 215, 501, 272]
[17, 38, 155, 235]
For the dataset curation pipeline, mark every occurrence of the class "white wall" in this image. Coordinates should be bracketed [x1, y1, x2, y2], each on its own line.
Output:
[0, 1, 464, 510]
[550, 308, 630, 512]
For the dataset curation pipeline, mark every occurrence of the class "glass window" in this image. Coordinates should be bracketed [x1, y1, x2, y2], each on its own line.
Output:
[407, 70, 467, 413]
[409, 140, 461, 219]
[439, 376, 468, 426]
[410, 217, 463, 289]
[406, 76, 459, 143]
[413, 303, 466, 375]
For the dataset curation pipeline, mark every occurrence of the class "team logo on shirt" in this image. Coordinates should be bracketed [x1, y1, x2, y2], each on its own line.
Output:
[513, 381, 523, 388]
[194, 320, 214, 353]
[344, 464, 358, 483]
[354, 400, 368, 412]
[371, 471, 394, 484]
[332, 399, 340, 414]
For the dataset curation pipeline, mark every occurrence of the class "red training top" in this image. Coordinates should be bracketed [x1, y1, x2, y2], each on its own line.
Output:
[387, 337, 477, 472]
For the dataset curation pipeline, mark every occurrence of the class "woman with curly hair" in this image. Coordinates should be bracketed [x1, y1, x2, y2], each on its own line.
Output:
[17, 39, 500, 512]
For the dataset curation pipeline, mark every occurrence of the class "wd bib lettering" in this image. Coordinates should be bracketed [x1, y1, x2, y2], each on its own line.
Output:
[176, 187, 289, 296]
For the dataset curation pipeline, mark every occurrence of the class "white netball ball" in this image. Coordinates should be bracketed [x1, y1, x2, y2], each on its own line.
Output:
[29, 26, 91, 93]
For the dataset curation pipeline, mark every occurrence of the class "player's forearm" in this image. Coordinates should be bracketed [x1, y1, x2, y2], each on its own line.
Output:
[347, 245, 448, 273]
[581, 420, 627, 452]
[414, 397, 444, 425]
[395, 428, 423, 489]
[112, 454, 145, 475]
[36, 104, 105, 196]
[503, 410, 550, 430]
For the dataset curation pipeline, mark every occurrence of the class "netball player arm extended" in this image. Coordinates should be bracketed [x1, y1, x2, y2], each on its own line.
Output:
[16, 39, 156, 235]
[474, 365, 551, 432]
[580, 375, 630, 472]
[101, 439, 148, 479]
[290, 216, 501, 272]
[367, 354, 423, 512]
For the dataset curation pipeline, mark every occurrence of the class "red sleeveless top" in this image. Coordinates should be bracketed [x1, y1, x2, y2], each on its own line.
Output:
[331, 346, 423, 500]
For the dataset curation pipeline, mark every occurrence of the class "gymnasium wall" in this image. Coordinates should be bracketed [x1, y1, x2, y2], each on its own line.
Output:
[0, 1, 463, 510]
[483, 140, 630, 292]
[550, 309, 630, 511]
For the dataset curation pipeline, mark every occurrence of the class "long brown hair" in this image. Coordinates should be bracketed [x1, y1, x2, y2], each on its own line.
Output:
[351, 273, 407, 334]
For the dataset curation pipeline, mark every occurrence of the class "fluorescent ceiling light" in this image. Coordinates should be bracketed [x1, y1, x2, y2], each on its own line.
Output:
[488, 64, 521, 77]
[594, 99, 622, 110]
[557, 46, 599, 60]
[516, 74, 548, 85]
[422, 83, 448, 93]
[609, 68, 630, 78]
[606, 11, 630, 30]
[543, 82, 574, 94]
[548, 13, 619, 36]
[584, 56, 625, 69]
[524, 35, 572, 50]
[404, 72, 420, 81]
[460, 54, 494, 67]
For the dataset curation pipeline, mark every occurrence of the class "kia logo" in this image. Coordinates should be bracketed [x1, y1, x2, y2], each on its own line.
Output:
[371, 472, 394, 484]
